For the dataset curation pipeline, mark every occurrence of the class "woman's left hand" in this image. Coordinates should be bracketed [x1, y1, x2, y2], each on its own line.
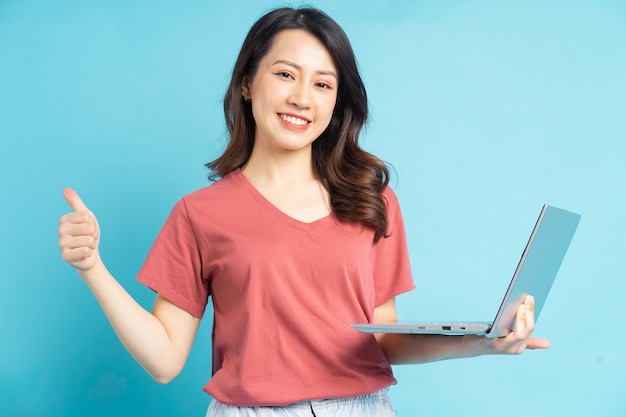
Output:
[487, 295, 551, 354]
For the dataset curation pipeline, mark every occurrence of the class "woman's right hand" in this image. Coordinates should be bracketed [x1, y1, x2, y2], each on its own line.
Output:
[58, 188, 101, 271]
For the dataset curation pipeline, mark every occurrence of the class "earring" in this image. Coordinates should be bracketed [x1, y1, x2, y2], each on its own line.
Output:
[242, 92, 250, 102]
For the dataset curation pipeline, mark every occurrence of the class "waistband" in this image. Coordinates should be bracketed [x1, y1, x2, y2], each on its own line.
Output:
[206, 387, 392, 415]
[307, 387, 390, 410]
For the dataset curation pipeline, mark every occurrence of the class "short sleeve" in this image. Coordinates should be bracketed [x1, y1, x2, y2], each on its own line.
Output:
[372, 187, 415, 306]
[136, 198, 209, 318]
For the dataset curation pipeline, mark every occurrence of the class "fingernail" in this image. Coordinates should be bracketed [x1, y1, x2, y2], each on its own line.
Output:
[528, 295, 535, 304]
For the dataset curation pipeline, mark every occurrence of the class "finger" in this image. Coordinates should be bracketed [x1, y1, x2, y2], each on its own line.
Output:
[527, 337, 551, 350]
[60, 211, 95, 226]
[59, 234, 98, 250]
[63, 188, 89, 212]
[524, 295, 536, 333]
[514, 302, 527, 338]
[59, 220, 98, 237]
[62, 246, 95, 264]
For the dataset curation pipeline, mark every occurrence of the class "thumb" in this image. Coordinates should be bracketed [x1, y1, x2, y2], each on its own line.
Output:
[63, 187, 89, 211]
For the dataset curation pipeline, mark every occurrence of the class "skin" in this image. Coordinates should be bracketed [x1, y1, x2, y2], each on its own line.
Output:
[59, 188, 199, 383]
[58, 28, 549, 385]
[240, 29, 338, 221]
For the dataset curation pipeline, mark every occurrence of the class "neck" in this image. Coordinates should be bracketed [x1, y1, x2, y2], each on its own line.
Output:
[242, 146, 317, 186]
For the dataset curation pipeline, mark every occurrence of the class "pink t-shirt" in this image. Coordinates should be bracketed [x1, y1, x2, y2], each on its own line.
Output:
[137, 169, 415, 406]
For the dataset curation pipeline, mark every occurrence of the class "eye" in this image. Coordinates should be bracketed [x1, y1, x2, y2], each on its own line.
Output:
[315, 82, 333, 90]
[275, 71, 294, 79]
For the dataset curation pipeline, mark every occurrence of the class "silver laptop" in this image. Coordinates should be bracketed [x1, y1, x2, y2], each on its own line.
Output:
[352, 205, 581, 338]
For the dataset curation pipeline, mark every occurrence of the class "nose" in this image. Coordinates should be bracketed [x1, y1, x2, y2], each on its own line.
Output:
[287, 81, 311, 108]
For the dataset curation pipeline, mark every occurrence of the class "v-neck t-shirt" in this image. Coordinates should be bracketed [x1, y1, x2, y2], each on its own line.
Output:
[137, 169, 415, 406]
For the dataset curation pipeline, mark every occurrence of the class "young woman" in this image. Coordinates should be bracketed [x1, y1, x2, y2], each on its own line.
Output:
[58, 7, 549, 416]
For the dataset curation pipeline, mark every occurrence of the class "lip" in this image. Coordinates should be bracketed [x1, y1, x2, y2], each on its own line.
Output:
[277, 113, 311, 130]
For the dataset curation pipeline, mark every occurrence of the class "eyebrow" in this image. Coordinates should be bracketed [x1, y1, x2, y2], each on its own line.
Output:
[272, 59, 338, 79]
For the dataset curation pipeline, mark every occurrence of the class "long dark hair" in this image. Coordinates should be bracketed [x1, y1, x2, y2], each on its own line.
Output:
[207, 7, 390, 241]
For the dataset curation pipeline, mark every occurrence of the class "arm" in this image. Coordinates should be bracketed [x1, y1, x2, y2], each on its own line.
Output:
[373, 296, 551, 365]
[59, 188, 199, 383]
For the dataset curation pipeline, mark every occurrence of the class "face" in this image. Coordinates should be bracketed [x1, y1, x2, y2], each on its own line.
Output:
[244, 29, 338, 155]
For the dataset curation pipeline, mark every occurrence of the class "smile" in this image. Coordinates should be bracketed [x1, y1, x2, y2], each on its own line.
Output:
[279, 113, 310, 126]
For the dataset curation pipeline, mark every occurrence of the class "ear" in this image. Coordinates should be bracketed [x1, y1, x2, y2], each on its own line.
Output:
[241, 76, 250, 97]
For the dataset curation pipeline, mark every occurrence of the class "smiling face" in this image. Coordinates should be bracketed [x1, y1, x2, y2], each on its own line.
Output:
[244, 29, 338, 157]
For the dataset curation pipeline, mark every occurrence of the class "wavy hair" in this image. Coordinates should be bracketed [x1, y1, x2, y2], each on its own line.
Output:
[207, 7, 390, 241]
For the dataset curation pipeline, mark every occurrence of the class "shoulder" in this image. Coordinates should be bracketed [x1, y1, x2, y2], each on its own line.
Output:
[159, 170, 250, 232]
[382, 185, 407, 230]
[182, 170, 246, 207]
[161, 170, 248, 224]
[383, 185, 401, 210]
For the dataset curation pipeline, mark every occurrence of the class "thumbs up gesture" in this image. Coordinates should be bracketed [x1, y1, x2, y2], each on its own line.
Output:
[58, 188, 101, 271]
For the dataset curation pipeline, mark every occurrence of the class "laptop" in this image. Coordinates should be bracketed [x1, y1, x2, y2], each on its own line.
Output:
[352, 204, 581, 338]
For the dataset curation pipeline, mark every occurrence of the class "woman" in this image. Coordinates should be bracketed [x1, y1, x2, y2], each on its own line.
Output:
[58, 7, 549, 416]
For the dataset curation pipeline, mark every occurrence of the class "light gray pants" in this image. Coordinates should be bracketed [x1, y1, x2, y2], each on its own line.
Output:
[205, 388, 396, 417]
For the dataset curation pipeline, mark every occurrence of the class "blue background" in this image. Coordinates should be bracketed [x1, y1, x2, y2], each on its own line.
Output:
[1, 1, 624, 416]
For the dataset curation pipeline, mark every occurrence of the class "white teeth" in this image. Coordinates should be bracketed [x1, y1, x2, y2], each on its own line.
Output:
[280, 114, 308, 126]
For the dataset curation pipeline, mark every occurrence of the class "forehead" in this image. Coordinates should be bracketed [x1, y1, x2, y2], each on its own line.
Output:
[262, 29, 337, 73]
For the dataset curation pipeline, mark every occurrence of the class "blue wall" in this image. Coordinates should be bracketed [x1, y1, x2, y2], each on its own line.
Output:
[1, 1, 624, 416]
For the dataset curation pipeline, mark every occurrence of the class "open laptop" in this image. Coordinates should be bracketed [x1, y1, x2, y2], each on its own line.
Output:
[352, 204, 581, 338]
